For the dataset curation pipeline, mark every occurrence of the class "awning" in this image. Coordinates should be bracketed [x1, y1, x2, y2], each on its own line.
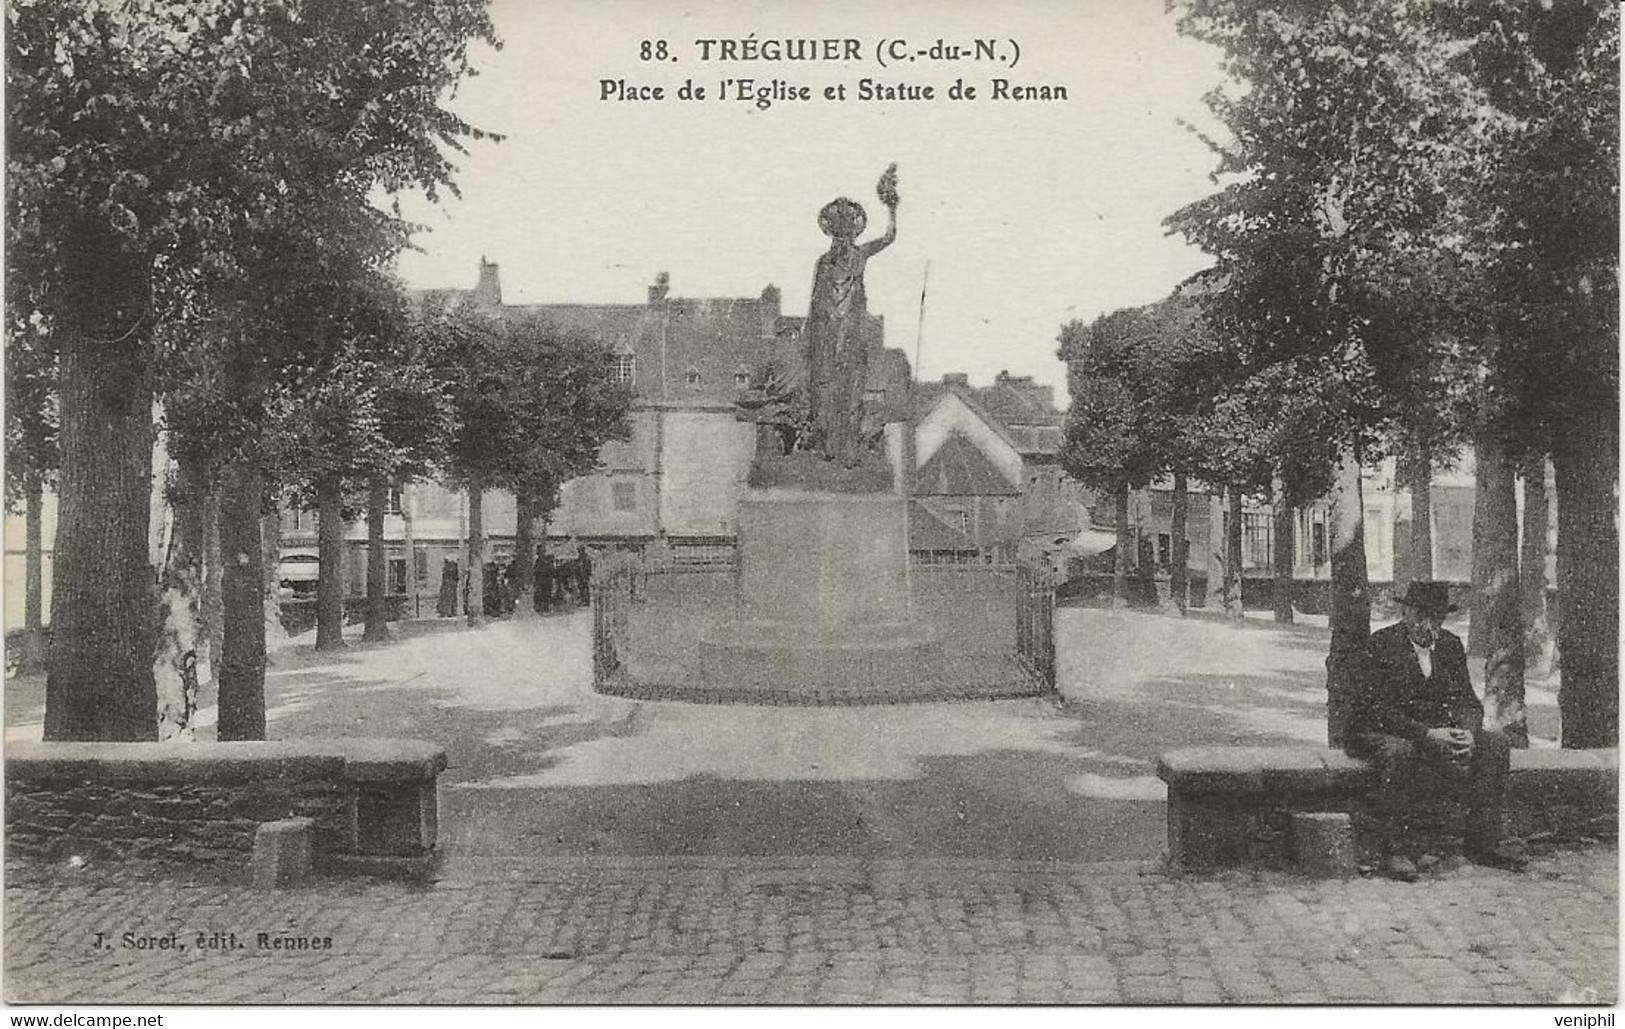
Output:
[1064, 527, 1119, 558]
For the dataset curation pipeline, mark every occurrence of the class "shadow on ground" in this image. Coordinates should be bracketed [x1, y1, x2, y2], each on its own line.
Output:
[1, 604, 1562, 871]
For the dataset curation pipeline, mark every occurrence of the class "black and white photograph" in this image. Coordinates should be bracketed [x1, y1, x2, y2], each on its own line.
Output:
[1, 0, 1618, 1016]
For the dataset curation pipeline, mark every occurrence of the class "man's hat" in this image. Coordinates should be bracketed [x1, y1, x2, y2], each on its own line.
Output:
[1397, 581, 1456, 614]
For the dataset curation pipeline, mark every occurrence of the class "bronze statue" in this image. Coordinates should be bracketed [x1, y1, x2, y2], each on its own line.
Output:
[804, 164, 898, 465]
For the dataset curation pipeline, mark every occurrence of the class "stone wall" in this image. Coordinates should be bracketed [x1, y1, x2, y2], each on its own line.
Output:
[6, 739, 445, 878]
[1157, 746, 1617, 870]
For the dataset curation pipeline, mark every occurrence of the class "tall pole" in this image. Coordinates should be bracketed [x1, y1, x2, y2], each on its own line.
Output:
[904, 260, 930, 603]
[913, 260, 931, 380]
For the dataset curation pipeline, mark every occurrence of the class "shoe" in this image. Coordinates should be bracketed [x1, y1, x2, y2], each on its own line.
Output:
[1465, 845, 1528, 872]
[1382, 855, 1420, 882]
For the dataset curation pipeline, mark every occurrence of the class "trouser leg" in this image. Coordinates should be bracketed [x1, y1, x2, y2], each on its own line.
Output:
[1464, 728, 1511, 849]
[1348, 733, 1426, 856]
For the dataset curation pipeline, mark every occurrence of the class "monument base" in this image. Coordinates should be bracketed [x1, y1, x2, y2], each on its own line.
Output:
[697, 488, 944, 698]
[698, 619, 939, 690]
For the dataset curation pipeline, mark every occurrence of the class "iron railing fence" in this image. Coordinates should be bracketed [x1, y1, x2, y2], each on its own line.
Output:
[591, 556, 1056, 702]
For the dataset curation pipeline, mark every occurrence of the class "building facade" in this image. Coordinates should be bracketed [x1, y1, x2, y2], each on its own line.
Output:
[285, 263, 912, 611]
[0, 261, 1492, 630]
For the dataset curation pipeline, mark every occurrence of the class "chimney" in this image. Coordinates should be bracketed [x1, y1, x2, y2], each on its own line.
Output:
[943, 372, 969, 387]
[473, 257, 502, 307]
[648, 271, 670, 305]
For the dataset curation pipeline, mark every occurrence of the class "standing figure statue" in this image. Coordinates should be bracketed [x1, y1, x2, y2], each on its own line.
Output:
[804, 164, 899, 465]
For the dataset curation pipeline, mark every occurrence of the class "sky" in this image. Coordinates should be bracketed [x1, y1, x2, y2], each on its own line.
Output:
[392, 0, 1229, 401]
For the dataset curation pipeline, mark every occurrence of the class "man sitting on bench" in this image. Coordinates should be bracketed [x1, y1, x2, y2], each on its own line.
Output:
[1345, 581, 1528, 880]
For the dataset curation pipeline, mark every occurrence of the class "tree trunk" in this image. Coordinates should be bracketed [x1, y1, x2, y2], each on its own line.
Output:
[1169, 470, 1189, 615]
[155, 452, 209, 740]
[363, 477, 390, 642]
[217, 460, 267, 741]
[1111, 481, 1130, 609]
[315, 475, 346, 650]
[1224, 488, 1244, 621]
[201, 488, 224, 676]
[1467, 446, 1494, 659]
[1272, 476, 1295, 624]
[402, 485, 419, 620]
[1520, 455, 1554, 680]
[260, 509, 287, 654]
[1409, 445, 1434, 582]
[45, 326, 158, 742]
[1325, 447, 1371, 748]
[1474, 426, 1526, 746]
[466, 475, 486, 627]
[19, 477, 47, 674]
[1554, 431, 1618, 749]
[512, 490, 536, 619]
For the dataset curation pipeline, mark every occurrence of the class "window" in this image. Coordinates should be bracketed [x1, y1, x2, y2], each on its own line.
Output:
[387, 557, 408, 595]
[955, 510, 971, 532]
[1311, 521, 1328, 568]
[614, 353, 636, 384]
[685, 366, 702, 388]
[386, 486, 403, 516]
[1242, 512, 1273, 570]
[734, 367, 751, 388]
[413, 549, 428, 586]
[611, 480, 637, 512]
[1157, 533, 1172, 568]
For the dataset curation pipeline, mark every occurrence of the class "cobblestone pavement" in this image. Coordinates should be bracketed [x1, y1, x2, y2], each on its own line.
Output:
[5, 845, 1614, 1005]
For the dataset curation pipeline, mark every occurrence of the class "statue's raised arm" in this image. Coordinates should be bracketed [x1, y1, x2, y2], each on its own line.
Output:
[861, 163, 900, 257]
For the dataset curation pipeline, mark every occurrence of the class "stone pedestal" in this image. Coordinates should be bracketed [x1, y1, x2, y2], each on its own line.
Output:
[1290, 812, 1357, 878]
[253, 817, 315, 889]
[698, 489, 941, 693]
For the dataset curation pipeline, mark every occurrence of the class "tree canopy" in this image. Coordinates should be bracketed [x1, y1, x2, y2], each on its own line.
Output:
[7, 0, 500, 740]
[1164, 0, 1618, 746]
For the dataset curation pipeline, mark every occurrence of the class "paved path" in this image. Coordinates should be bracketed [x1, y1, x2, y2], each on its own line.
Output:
[0, 610, 1363, 867]
[1, 608, 1565, 870]
[5, 846, 1615, 1005]
[4, 608, 1597, 1005]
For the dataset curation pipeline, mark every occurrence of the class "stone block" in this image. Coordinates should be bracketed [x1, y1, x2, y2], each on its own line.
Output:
[1157, 749, 1269, 794]
[1290, 812, 1356, 878]
[1507, 748, 1619, 810]
[355, 783, 438, 857]
[328, 739, 448, 783]
[252, 817, 315, 889]
[1166, 790, 1254, 870]
[1157, 745, 1618, 871]
[704, 490, 943, 697]
[698, 619, 941, 689]
[734, 491, 912, 626]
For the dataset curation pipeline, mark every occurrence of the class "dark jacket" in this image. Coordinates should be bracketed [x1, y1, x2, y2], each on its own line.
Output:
[1347, 622, 1483, 743]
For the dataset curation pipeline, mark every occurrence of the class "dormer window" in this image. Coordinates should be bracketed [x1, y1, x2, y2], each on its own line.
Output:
[614, 353, 636, 384]
[685, 366, 702, 388]
[734, 366, 751, 389]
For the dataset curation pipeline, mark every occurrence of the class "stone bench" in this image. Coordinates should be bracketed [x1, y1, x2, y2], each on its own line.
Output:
[6, 738, 446, 880]
[1156, 745, 1618, 870]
